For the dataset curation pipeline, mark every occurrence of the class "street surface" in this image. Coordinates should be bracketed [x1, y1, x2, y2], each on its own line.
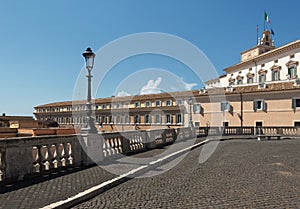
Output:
[74, 139, 300, 208]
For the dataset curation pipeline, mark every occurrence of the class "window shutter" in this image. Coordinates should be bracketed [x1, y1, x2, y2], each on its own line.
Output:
[262, 100, 266, 111]
[294, 66, 297, 78]
[253, 100, 257, 112]
[292, 98, 296, 109]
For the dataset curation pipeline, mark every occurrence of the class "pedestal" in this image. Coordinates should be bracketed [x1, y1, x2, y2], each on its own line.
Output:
[80, 133, 104, 165]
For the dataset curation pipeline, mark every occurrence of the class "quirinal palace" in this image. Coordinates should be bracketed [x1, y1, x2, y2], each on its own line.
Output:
[34, 30, 300, 132]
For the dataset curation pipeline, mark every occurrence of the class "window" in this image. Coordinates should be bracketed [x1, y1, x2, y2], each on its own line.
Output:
[256, 121, 263, 127]
[221, 101, 230, 112]
[116, 103, 121, 109]
[194, 122, 200, 127]
[229, 81, 235, 86]
[258, 74, 266, 82]
[155, 114, 161, 124]
[228, 78, 235, 86]
[116, 116, 121, 124]
[102, 104, 107, 109]
[176, 114, 182, 124]
[176, 99, 182, 106]
[165, 114, 172, 124]
[288, 66, 297, 79]
[292, 98, 300, 109]
[237, 79, 243, 85]
[124, 115, 130, 124]
[101, 116, 107, 124]
[247, 77, 254, 84]
[145, 114, 151, 124]
[223, 122, 229, 127]
[124, 103, 129, 108]
[193, 103, 201, 114]
[109, 104, 112, 109]
[109, 115, 113, 124]
[145, 101, 151, 107]
[294, 122, 300, 127]
[290, 54, 295, 59]
[165, 100, 172, 106]
[272, 70, 280, 81]
[134, 115, 140, 124]
[155, 101, 161, 107]
[95, 105, 99, 110]
[134, 102, 140, 108]
[253, 100, 266, 112]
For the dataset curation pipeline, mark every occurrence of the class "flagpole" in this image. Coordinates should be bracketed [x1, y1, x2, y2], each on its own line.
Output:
[256, 25, 259, 45]
[264, 11, 266, 31]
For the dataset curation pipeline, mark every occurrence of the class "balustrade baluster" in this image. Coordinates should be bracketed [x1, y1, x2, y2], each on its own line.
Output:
[59, 143, 66, 167]
[47, 145, 54, 170]
[32, 146, 40, 172]
[41, 145, 50, 171]
[117, 137, 122, 153]
[106, 139, 112, 156]
[51, 144, 58, 169]
[103, 139, 107, 157]
[110, 138, 115, 155]
[66, 143, 73, 165]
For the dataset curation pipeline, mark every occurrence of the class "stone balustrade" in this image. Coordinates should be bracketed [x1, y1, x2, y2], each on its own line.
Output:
[0, 128, 189, 183]
[0, 126, 299, 184]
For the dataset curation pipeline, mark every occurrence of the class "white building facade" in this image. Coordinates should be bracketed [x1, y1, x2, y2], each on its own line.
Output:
[206, 30, 300, 89]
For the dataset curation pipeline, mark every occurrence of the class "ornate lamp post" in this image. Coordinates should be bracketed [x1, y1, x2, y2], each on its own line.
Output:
[81, 47, 98, 134]
[188, 97, 194, 128]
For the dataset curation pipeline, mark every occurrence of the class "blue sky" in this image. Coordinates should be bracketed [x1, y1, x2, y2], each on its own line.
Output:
[1, 0, 300, 116]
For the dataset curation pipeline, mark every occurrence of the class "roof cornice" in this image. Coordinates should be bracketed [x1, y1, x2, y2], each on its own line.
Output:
[224, 39, 300, 73]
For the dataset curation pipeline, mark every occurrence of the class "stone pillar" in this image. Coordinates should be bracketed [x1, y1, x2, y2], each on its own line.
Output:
[79, 134, 103, 166]
[5, 140, 33, 181]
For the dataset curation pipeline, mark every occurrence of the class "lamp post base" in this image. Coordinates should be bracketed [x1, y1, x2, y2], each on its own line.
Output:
[80, 127, 98, 135]
[79, 133, 103, 165]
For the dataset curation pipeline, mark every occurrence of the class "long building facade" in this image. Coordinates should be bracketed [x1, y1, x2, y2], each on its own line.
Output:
[34, 30, 300, 131]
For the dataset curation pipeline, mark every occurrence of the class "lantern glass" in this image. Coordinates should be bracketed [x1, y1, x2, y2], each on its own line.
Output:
[82, 47, 95, 69]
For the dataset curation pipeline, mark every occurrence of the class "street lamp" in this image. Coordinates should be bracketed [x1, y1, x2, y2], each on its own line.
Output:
[188, 97, 194, 128]
[81, 47, 98, 134]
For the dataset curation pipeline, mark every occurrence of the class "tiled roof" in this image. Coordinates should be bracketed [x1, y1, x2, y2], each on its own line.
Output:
[35, 90, 199, 108]
[224, 81, 300, 94]
[34, 82, 300, 109]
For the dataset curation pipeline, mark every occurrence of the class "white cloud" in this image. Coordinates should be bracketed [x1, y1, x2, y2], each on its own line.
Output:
[116, 90, 131, 97]
[184, 82, 198, 90]
[140, 77, 162, 95]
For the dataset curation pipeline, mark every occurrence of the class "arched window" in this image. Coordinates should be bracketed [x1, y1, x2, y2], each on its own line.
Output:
[236, 75, 244, 85]
[246, 73, 255, 84]
[286, 60, 299, 79]
[258, 69, 267, 83]
[270, 65, 282, 81]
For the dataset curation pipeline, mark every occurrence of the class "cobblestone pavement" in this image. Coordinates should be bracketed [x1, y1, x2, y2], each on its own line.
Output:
[73, 139, 300, 209]
[0, 165, 117, 209]
[0, 137, 201, 209]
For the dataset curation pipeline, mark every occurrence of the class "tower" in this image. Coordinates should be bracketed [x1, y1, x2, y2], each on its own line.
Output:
[241, 30, 275, 62]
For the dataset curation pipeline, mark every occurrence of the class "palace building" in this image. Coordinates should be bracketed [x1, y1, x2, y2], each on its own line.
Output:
[34, 30, 300, 131]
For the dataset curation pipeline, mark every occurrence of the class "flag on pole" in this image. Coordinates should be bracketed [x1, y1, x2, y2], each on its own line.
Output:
[271, 29, 275, 36]
[264, 11, 270, 24]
